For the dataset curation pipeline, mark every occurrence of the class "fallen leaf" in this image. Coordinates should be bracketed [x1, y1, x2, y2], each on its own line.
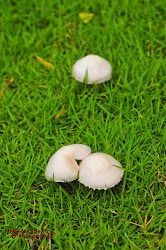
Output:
[33, 197, 36, 215]
[36, 56, 54, 70]
[40, 85, 47, 88]
[30, 124, 36, 133]
[147, 83, 160, 88]
[1, 76, 14, 100]
[54, 110, 66, 120]
[79, 13, 94, 23]
[0, 88, 5, 99]
[6, 77, 14, 87]
[151, 234, 157, 239]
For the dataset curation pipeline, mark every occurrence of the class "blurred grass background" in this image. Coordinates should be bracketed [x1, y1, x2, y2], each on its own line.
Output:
[0, 0, 166, 249]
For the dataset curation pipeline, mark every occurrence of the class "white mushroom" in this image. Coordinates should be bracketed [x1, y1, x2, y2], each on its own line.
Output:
[73, 54, 112, 84]
[45, 144, 91, 182]
[79, 153, 124, 190]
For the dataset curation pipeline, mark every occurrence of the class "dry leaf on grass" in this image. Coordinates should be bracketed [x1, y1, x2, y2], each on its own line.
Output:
[54, 110, 66, 120]
[36, 56, 54, 70]
[0, 88, 5, 99]
[0, 77, 14, 99]
[6, 77, 14, 87]
[79, 13, 94, 23]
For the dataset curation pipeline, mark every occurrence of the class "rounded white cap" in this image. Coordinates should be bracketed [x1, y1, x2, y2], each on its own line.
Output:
[73, 55, 112, 84]
[79, 152, 124, 190]
[45, 144, 91, 182]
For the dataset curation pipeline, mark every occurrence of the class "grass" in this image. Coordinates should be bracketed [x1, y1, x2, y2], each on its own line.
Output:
[0, 0, 166, 249]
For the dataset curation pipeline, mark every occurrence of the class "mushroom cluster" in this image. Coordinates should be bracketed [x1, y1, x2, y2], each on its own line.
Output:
[45, 144, 124, 190]
[45, 55, 120, 190]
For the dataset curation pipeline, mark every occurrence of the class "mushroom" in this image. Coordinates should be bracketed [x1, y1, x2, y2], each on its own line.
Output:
[79, 153, 124, 190]
[45, 144, 91, 182]
[73, 55, 112, 84]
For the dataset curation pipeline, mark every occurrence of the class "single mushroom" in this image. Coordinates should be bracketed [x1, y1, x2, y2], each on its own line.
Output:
[79, 153, 124, 190]
[73, 54, 112, 84]
[45, 144, 91, 182]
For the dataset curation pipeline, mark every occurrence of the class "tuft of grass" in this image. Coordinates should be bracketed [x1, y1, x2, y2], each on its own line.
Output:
[0, 0, 166, 249]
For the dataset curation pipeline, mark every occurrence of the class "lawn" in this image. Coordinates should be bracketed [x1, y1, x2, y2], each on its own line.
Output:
[0, 0, 166, 249]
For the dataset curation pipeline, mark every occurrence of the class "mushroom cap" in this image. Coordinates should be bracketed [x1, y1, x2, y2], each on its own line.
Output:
[45, 144, 91, 182]
[79, 153, 124, 190]
[73, 55, 112, 84]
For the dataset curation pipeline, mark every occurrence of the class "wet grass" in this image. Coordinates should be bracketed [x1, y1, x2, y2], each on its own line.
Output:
[0, 0, 166, 249]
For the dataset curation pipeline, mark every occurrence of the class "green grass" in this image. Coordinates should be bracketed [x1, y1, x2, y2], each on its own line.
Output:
[0, 0, 166, 249]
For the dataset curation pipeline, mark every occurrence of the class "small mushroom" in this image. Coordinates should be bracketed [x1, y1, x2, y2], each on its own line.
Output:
[45, 144, 91, 182]
[79, 153, 124, 190]
[73, 54, 112, 84]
